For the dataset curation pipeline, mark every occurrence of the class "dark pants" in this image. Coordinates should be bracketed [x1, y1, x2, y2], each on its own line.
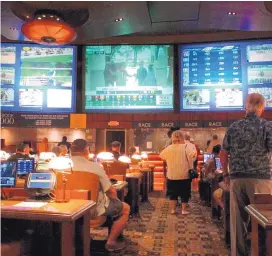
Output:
[198, 180, 211, 202]
[167, 179, 191, 203]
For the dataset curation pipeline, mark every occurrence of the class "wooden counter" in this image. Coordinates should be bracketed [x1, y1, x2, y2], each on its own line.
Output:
[245, 204, 272, 256]
[1, 199, 96, 256]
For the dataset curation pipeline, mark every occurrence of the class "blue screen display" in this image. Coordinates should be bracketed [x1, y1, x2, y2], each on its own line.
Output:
[215, 158, 223, 170]
[1, 161, 16, 187]
[1, 43, 77, 113]
[180, 39, 272, 111]
[17, 158, 35, 175]
[84, 45, 174, 111]
[28, 173, 52, 189]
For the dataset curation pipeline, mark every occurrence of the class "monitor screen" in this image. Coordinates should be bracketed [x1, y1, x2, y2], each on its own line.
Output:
[180, 39, 272, 111]
[203, 153, 213, 163]
[1, 43, 77, 113]
[84, 45, 174, 111]
[1, 161, 16, 187]
[215, 158, 222, 170]
[27, 173, 53, 189]
[17, 158, 35, 175]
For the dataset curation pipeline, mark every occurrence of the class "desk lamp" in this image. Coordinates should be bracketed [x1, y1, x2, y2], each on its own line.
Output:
[97, 152, 114, 173]
[48, 157, 73, 203]
[118, 155, 131, 164]
[88, 153, 95, 162]
[39, 152, 56, 161]
[0, 150, 9, 161]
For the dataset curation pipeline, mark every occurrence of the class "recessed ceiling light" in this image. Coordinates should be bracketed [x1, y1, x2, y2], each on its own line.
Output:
[115, 18, 124, 22]
[227, 12, 236, 15]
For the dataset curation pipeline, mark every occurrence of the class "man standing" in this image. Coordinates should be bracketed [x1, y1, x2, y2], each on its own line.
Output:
[58, 136, 71, 152]
[220, 93, 272, 256]
[111, 141, 122, 160]
[71, 139, 130, 252]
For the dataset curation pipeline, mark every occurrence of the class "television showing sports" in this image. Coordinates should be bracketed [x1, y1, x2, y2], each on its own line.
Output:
[84, 45, 174, 111]
[0, 43, 77, 113]
[180, 39, 272, 111]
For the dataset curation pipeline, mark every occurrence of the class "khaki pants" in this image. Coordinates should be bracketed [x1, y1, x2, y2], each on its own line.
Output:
[230, 179, 272, 256]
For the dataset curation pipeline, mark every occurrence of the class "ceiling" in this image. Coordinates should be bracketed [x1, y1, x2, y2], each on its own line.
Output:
[1, 1, 272, 44]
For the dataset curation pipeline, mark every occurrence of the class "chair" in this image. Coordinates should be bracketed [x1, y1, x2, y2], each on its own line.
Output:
[253, 193, 272, 204]
[102, 161, 127, 181]
[145, 153, 166, 191]
[55, 171, 113, 235]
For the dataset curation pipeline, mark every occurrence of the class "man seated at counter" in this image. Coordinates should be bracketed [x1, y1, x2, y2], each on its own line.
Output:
[8, 143, 31, 161]
[111, 141, 122, 160]
[71, 139, 130, 252]
[58, 136, 71, 152]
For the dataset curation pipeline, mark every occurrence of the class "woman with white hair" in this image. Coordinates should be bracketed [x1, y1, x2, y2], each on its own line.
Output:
[160, 130, 195, 215]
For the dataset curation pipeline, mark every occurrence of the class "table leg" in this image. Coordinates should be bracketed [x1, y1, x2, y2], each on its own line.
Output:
[61, 221, 75, 256]
[251, 218, 259, 256]
[82, 212, 90, 256]
[267, 230, 272, 256]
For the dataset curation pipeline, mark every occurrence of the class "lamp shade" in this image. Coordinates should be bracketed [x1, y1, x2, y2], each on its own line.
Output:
[48, 157, 74, 170]
[131, 154, 142, 160]
[21, 19, 76, 45]
[118, 155, 131, 164]
[39, 152, 56, 161]
[97, 152, 114, 161]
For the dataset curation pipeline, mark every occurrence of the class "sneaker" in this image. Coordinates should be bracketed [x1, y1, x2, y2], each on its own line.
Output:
[181, 210, 190, 215]
[105, 241, 126, 252]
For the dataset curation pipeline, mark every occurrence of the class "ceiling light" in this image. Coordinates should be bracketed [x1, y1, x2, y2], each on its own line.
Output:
[227, 12, 236, 15]
[115, 18, 124, 22]
[21, 10, 76, 45]
[10, 27, 18, 31]
[26, 15, 30, 19]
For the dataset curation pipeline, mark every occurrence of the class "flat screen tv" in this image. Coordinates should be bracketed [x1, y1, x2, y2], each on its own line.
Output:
[83, 45, 174, 111]
[1, 43, 77, 113]
[180, 39, 272, 111]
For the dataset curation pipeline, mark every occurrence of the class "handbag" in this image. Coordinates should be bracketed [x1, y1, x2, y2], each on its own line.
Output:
[185, 145, 199, 179]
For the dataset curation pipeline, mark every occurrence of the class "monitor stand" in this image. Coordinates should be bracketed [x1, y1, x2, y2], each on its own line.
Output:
[25, 194, 53, 202]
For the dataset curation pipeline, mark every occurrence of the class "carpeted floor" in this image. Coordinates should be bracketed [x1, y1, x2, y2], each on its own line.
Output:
[90, 191, 230, 256]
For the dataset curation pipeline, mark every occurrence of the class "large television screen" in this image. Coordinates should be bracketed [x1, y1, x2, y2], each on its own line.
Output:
[84, 45, 174, 111]
[1, 43, 77, 113]
[180, 39, 272, 111]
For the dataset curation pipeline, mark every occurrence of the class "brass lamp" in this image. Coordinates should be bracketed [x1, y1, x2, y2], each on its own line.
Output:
[48, 157, 73, 202]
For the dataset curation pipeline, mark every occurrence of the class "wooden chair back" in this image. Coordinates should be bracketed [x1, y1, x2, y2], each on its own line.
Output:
[253, 193, 272, 204]
[56, 171, 100, 202]
[102, 161, 127, 177]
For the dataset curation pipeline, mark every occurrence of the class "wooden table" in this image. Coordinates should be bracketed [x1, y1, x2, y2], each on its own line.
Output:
[112, 181, 128, 201]
[125, 173, 143, 215]
[245, 204, 272, 256]
[1, 199, 96, 256]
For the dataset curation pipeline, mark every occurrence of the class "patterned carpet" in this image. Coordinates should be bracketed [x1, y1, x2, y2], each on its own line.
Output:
[90, 191, 230, 256]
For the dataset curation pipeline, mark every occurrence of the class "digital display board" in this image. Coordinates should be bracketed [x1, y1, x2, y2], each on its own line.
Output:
[180, 39, 272, 111]
[17, 159, 35, 175]
[84, 45, 174, 111]
[1, 43, 77, 113]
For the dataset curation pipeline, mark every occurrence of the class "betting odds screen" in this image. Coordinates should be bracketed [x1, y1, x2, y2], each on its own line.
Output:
[84, 45, 174, 111]
[180, 39, 272, 111]
[1, 44, 77, 113]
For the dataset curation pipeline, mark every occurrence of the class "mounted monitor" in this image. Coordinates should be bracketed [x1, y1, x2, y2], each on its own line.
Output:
[180, 39, 272, 111]
[84, 45, 174, 111]
[17, 158, 35, 176]
[1, 43, 77, 113]
[1, 161, 17, 187]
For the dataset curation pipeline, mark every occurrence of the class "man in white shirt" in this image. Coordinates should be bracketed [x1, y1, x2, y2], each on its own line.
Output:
[71, 139, 130, 252]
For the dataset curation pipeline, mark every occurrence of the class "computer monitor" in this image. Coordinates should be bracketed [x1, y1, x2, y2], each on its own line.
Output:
[26, 172, 56, 196]
[17, 158, 35, 175]
[215, 158, 223, 170]
[1, 161, 16, 187]
[203, 153, 213, 163]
